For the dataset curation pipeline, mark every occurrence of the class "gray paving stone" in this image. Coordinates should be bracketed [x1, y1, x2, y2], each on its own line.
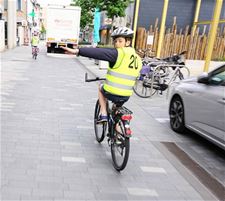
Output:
[1, 186, 32, 198]
[32, 189, 64, 198]
[94, 192, 128, 200]
[64, 191, 96, 200]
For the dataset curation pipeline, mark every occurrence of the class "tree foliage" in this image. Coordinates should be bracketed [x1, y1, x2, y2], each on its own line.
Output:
[72, 0, 95, 29]
[72, 0, 134, 28]
[99, 0, 134, 20]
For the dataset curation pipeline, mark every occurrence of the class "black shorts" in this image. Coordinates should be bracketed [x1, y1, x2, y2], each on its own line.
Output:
[101, 85, 129, 105]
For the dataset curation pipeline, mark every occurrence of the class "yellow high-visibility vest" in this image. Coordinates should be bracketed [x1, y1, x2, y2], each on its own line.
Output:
[103, 47, 142, 96]
[31, 36, 39, 46]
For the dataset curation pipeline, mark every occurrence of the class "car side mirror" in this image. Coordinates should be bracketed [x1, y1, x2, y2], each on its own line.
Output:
[197, 72, 209, 84]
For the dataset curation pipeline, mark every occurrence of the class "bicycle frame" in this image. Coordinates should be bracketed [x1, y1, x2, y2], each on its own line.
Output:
[149, 64, 190, 96]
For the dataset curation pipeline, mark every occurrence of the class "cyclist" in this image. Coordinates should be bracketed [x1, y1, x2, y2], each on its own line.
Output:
[31, 31, 39, 55]
[61, 27, 142, 123]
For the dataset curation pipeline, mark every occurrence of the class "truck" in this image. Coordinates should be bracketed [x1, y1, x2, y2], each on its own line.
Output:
[46, 5, 81, 53]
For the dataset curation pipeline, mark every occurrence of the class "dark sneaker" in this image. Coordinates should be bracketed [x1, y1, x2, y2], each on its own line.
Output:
[97, 115, 108, 123]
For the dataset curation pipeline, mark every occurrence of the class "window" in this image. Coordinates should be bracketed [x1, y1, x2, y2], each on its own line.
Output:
[17, 0, 22, 11]
[4, 0, 8, 10]
[210, 66, 225, 86]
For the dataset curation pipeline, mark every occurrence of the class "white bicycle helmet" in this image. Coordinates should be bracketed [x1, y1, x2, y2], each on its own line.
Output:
[111, 27, 134, 39]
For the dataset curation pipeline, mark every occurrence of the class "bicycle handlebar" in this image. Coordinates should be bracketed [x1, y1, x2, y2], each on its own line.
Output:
[85, 73, 106, 82]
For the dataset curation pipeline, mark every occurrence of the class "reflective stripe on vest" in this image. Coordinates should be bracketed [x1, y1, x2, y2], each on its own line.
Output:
[105, 80, 133, 90]
[107, 70, 137, 81]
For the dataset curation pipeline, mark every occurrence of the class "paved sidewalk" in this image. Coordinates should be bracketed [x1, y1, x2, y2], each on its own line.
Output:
[1, 45, 217, 200]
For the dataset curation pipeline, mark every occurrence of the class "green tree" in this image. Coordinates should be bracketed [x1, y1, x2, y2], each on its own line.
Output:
[99, 0, 134, 21]
[72, 0, 95, 29]
[72, 0, 134, 28]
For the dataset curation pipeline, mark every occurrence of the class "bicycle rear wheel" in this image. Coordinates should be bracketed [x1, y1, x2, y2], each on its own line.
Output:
[133, 77, 156, 98]
[94, 100, 106, 143]
[111, 120, 130, 171]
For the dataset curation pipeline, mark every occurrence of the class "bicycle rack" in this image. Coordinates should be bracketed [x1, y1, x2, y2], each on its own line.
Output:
[149, 64, 190, 97]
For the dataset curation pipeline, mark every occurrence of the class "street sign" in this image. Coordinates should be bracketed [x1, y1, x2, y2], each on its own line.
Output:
[29, 11, 35, 17]
[104, 18, 112, 25]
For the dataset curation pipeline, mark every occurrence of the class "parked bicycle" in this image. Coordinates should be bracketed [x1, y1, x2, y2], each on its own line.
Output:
[32, 46, 39, 60]
[85, 73, 133, 171]
[133, 51, 190, 98]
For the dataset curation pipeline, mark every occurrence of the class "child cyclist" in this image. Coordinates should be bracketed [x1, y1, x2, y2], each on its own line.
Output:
[61, 27, 142, 123]
[31, 31, 39, 54]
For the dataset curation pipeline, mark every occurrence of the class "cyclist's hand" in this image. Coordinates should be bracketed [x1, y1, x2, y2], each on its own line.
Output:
[61, 46, 79, 55]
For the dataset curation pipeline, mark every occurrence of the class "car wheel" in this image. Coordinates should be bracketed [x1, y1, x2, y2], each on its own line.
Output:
[169, 96, 186, 133]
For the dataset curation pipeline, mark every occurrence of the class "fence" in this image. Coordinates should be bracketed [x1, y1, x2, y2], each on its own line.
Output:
[135, 17, 225, 60]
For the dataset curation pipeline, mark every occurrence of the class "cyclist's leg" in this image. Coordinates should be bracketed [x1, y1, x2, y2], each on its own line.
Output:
[98, 84, 107, 117]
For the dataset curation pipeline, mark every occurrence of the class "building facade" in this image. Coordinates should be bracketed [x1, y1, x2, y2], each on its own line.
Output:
[137, 0, 225, 33]
[0, 0, 29, 51]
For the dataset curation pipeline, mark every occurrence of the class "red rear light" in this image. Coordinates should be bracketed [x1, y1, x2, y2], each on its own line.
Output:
[126, 129, 132, 135]
[121, 115, 132, 121]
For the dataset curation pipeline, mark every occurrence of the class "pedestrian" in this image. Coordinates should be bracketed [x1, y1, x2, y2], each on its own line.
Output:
[16, 36, 20, 46]
[61, 27, 142, 123]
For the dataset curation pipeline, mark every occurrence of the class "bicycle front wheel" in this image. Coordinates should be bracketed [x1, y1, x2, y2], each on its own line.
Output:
[133, 77, 156, 98]
[94, 100, 106, 143]
[111, 120, 130, 171]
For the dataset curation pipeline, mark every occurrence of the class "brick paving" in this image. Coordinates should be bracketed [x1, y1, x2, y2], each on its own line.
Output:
[0, 44, 218, 200]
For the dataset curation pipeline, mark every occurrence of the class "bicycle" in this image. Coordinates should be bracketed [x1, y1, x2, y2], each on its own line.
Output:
[32, 46, 39, 60]
[85, 73, 133, 171]
[133, 51, 190, 98]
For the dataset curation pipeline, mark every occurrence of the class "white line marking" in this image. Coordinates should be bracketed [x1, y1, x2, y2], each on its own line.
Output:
[53, 99, 65, 102]
[127, 187, 158, 196]
[60, 142, 81, 146]
[77, 125, 92, 129]
[70, 103, 83, 107]
[155, 118, 170, 123]
[140, 166, 167, 174]
[59, 107, 74, 110]
[2, 102, 15, 105]
[62, 157, 86, 163]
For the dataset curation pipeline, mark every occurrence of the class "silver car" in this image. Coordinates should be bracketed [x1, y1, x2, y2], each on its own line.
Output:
[169, 64, 225, 150]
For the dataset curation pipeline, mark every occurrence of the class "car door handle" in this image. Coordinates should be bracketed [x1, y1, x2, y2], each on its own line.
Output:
[217, 98, 225, 105]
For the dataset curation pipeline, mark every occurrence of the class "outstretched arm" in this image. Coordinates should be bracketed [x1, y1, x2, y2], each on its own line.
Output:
[61, 47, 79, 55]
[61, 47, 118, 64]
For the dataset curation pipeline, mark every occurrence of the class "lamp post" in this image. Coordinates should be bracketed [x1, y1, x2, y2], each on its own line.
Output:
[132, 0, 140, 48]
[204, 0, 223, 72]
